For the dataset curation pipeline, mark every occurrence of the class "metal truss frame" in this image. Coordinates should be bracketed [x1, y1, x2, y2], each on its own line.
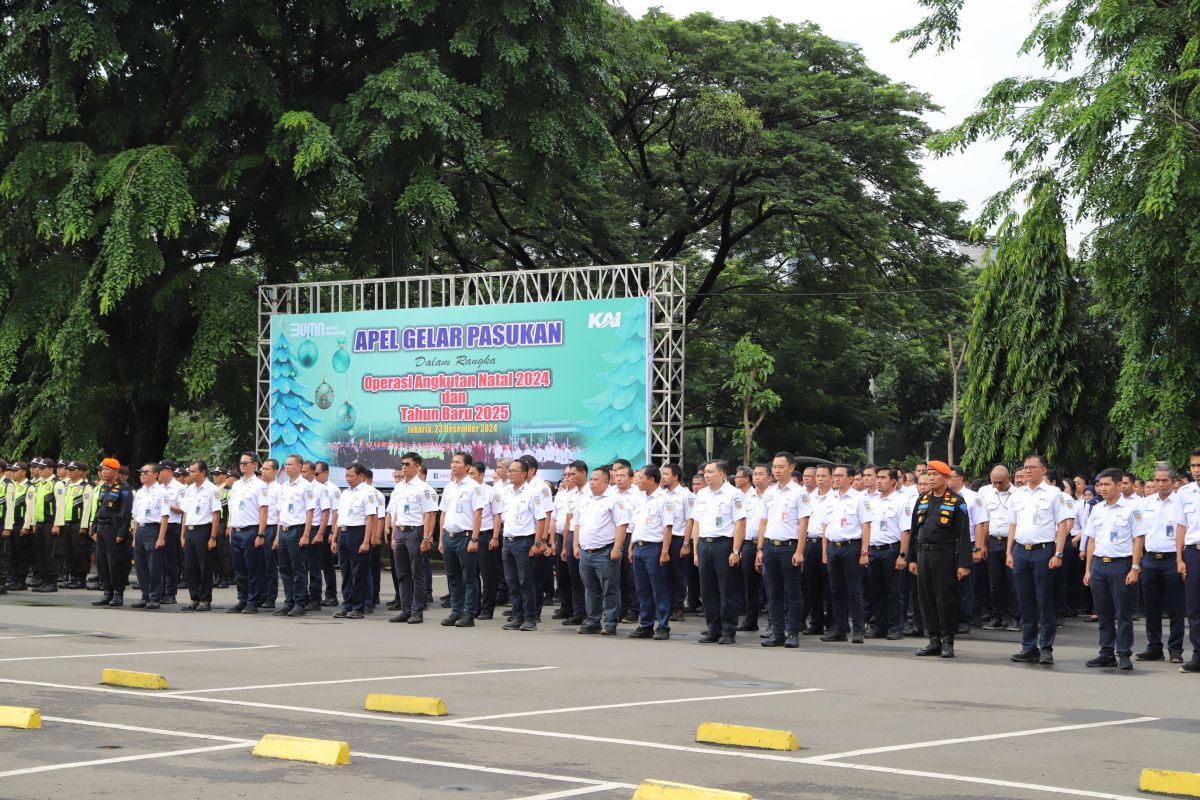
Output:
[257, 262, 686, 465]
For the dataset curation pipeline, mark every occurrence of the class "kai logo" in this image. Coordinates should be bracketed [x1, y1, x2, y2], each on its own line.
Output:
[587, 312, 622, 329]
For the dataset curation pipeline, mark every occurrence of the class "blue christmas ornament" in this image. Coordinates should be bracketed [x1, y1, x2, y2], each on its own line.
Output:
[336, 401, 356, 430]
[332, 336, 351, 373]
[315, 378, 334, 410]
[297, 337, 318, 369]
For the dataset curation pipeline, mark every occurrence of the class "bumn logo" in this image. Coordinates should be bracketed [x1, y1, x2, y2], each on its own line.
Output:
[587, 312, 622, 329]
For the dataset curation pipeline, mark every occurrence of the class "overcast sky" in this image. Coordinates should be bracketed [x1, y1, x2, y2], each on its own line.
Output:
[617, 0, 1052, 234]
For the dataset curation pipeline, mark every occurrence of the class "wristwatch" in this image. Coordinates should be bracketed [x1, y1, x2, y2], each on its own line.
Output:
[255, 532, 265, 539]
[899, 551, 907, 559]
[470, 537, 479, 543]
[1054, 551, 1064, 559]
[972, 547, 982, 553]
[1131, 564, 1142, 572]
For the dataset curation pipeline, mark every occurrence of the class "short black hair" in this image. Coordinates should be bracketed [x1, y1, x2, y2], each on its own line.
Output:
[642, 464, 661, 482]
[950, 465, 967, 479]
[833, 463, 856, 477]
[612, 458, 632, 471]
[402, 451, 422, 465]
[190, 460, 208, 475]
[521, 454, 538, 472]
[592, 465, 611, 480]
[452, 451, 472, 467]
[241, 451, 261, 466]
[1097, 467, 1123, 483]
[707, 460, 728, 475]
[347, 462, 370, 478]
[772, 452, 795, 466]
[569, 459, 589, 474]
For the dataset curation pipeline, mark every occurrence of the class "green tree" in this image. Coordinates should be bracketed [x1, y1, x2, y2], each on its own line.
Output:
[0, 0, 614, 464]
[722, 335, 781, 467]
[901, 0, 1200, 466]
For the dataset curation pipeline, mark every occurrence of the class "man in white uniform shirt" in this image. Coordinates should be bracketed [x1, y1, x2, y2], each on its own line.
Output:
[387, 451, 439, 624]
[611, 460, 643, 623]
[1007, 454, 1074, 666]
[155, 461, 185, 604]
[178, 460, 222, 611]
[756, 452, 811, 648]
[689, 460, 747, 644]
[628, 465, 672, 639]
[574, 464, 631, 635]
[273, 454, 316, 617]
[131, 463, 168, 609]
[737, 464, 770, 632]
[313, 461, 340, 606]
[1175, 449, 1200, 673]
[866, 465, 909, 640]
[225, 452, 271, 614]
[1135, 465, 1184, 663]
[469, 461, 505, 620]
[301, 460, 332, 610]
[976, 464, 1019, 631]
[821, 464, 871, 644]
[500, 457, 546, 631]
[331, 463, 377, 619]
[258, 458, 283, 608]
[803, 464, 833, 635]
[660, 463, 692, 622]
[1083, 468, 1143, 670]
[554, 462, 585, 625]
[439, 451, 483, 627]
[949, 465, 984, 634]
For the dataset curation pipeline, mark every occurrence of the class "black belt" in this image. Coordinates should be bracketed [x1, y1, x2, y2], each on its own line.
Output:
[1189, 543, 1200, 552]
[396, 525, 421, 532]
[136, 523, 158, 530]
[505, 534, 533, 542]
[186, 524, 212, 531]
[1018, 542, 1052, 550]
[702, 536, 731, 543]
[1148, 552, 1174, 560]
[582, 545, 611, 553]
[830, 539, 861, 549]
[869, 543, 897, 551]
[445, 531, 470, 538]
[989, 535, 1008, 541]
[1099, 556, 1131, 563]
[766, 539, 797, 546]
[918, 542, 954, 551]
[634, 540, 659, 546]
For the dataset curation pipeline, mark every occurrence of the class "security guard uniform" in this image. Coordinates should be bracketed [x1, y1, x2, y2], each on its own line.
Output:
[0, 462, 10, 593]
[4, 465, 33, 589]
[909, 482, 971, 658]
[214, 468, 233, 587]
[60, 463, 93, 588]
[31, 459, 67, 592]
[91, 473, 134, 606]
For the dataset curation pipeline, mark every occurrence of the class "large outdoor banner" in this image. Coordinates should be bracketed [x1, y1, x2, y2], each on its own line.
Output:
[268, 297, 651, 486]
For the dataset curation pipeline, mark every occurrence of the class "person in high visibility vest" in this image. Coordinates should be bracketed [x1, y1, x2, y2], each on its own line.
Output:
[59, 461, 95, 589]
[30, 458, 66, 593]
[3, 461, 33, 589]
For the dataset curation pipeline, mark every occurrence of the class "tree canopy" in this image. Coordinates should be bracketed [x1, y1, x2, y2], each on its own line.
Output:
[0, 4, 973, 469]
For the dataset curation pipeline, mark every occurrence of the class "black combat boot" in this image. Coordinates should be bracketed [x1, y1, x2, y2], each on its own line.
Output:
[915, 636, 942, 656]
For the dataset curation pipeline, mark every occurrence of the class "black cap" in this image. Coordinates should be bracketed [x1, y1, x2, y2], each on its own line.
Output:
[157, 460, 176, 472]
[55, 459, 67, 468]
[66, 460, 86, 471]
[211, 466, 228, 476]
[173, 465, 186, 477]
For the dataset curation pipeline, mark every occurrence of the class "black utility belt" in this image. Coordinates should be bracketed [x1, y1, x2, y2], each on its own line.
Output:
[868, 542, 898, 551]
[1147, 552, 1174, 560]
[829, 539, 861, 548]
[1097, 555, 1131, 563]
[396, 524, 421, 531]
[186, 524, 213, 531]
[989, 535, 1008, 541]
[1017, 542, 1052, 550]
[701, 536, 731, 543]
[445, 531, 472, 538]
[504, 534, 534, 541]
[583, 545, 612, 553]
[765, 539, 798, 546]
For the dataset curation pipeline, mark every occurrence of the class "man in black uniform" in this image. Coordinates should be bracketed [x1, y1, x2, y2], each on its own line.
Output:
[904, 459, 972, 658]
[90, 458, 134, 607]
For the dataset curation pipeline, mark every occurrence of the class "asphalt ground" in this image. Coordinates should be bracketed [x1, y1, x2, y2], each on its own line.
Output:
[1, 579, 1197, 800]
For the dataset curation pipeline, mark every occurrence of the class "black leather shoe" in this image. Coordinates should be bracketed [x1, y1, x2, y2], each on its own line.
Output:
[551, 609, 566, 619]
[454, 616, 475, 627]
[519, 620, 537, 631]
[940, 636, 955, 658]
[1134, 649, 1164, 662]
[1180, 658, 1200, 673]
[761, 636, 785, 647]
[802, 625, 823, 636]
[91, 594, 113, 607]
[131, 601, 148, 608]
[476, 611, 494, 620]
[145, 601, 160, 609]
[346, 610, 364, 619]
[31, 584, 57, 593]
[226, 602, 247, 614]
[600, 627, 617, 636]
[1038, 648, 1054, 665]
[560, 615, 583, 626]
[441, 615, 461, 626]
[697, 633, 718, 643]
[1118, 655, 1133, 671]
[332, 610, 349, 618]
[161, 595, 176, 605]
[321, 597, 338, 606]
[1010, 649, 1039, 663]
[260, 599, 275, 609]
[915, 637, 942, 657]
[1087, 654, 1118, 668]
[717, 634, 735, 644]
[653, 627, 670, 640]
[242, 604, 258, 614]
[388, 611, 411, 623]
[108, 593, 124, 607]
[736, 618, 759, 632]
[886, 631, 904, 640]
[180, 602, 198, 612]
[288, 606, 306, 617]
[851, 632, 864, 644]
[407, 612, 424, 624]
[502, 620, 522, 630]
[627, 626, 653, 639]
[820, 632, 847, 642]
[784, 634, 799, 648]
[386, 600, 403, 610]
[576, 625, 601, 634]
[271, 605, 293, 616]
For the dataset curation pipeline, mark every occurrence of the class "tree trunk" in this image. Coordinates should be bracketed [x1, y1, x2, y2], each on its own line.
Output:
[947, 333, 966, 464]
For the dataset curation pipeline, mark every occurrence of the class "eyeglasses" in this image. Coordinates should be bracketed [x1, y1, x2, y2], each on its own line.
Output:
[239, 461, 255, 466]
[138, 469, 153, 474]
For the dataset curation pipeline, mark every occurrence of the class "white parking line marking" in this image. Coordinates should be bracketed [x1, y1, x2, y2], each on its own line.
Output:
[821, 760, 1148, 800]
[501, 785, 628, 800]
[0, 743, 252, 778]
[351, 750, 636, 789]
[450, 687, 822, 723]
[165, 665, 556, 695]
[0, 632, 102, 640]
[42, 715, 255, 743]
[0, 644, 276, 662]
[808, 716, 1160, 762]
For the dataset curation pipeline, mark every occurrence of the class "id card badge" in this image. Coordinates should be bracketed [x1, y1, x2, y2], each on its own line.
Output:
[287, 502, 294, 514]
[403, 502, 411, 515]
[456, 499, 465, 514]
[714, 516, 724, 527]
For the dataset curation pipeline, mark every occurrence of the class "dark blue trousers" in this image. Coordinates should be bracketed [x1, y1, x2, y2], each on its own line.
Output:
[762, 540, 804, 635]
[827, 541, 865, 636]
[1013, 545, 1057, 650]
[632, 541, 671, 630]
[230, 526, 264, 605]
[338, 525, 369, 613]
[866, 543, 903, 635]
[698, 536, 737, 637]
[502, 534, 537, 623]
[134, 525, 163, 603]
[1141, 553, 1184, 655]
[443, 533, 479, 617]
[1091, 556, 1135, 657]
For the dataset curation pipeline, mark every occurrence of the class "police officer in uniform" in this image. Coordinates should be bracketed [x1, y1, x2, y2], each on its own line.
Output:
[0, 459, 10, 593]
[905, 460, 972, 658]
[31, 458, 66, 593]
[4, 461, 34, 590]
[89, 458, 134, 607]
[212, 467, 233, 588]
[60, 461, 93, 589]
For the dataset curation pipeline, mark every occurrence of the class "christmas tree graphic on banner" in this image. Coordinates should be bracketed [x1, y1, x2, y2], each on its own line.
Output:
[579, 301, 649, 465]
[270, 334, 328, 462]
